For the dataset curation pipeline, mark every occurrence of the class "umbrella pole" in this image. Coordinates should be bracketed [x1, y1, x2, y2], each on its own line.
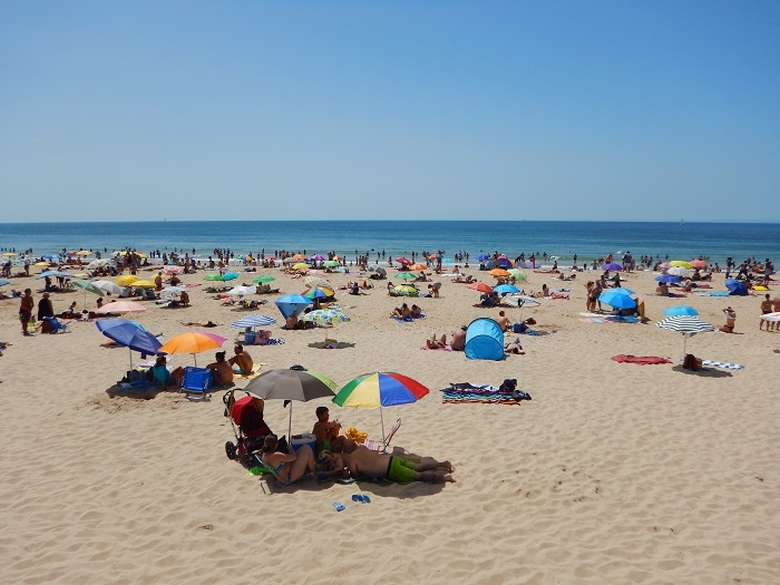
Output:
[683, 334, 688, 359]
[288, 403, 293, 445]
[380, 405, 386, 445]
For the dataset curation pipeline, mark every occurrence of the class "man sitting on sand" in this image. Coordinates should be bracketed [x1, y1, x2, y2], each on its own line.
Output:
[207, 351, 234, 386]
[496, 310, 511, 332]
[323, 445, 455, 484]
[228, 343, 253, 375]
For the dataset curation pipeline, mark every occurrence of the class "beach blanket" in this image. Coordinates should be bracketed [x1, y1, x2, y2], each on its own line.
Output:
[264, 338, 285, 346]
[392, 313, 425, 323]
[678, 358, 744, 370]
[611, 354, 672, 365]
[441, 383, 531, 405]
[699, 291, 731, 297]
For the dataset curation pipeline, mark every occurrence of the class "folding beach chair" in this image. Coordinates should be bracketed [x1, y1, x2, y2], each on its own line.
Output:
[363, 418, 402, 452]
[179, 366, 213, 398]
[42, 316, 69, 333]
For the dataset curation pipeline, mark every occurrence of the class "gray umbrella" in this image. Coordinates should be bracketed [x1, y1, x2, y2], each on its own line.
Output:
[244, 366, 337, 440]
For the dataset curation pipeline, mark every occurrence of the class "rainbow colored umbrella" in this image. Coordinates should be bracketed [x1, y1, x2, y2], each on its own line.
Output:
[333, 372, 429, 444]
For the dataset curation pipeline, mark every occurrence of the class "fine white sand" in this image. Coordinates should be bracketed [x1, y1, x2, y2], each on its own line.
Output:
[1, 266, 778, 585]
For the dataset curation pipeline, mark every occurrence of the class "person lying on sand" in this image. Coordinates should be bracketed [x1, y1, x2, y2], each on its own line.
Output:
[181, 320, 220, 327]
[426, 333, 448, 349]
[322, 446, 455, 483]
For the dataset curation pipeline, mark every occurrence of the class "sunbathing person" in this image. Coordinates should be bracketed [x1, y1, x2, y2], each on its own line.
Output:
[410, 304, 423, 318]
[327, 445, 454, 483]
[392, 303, 412, 320]
[504, 338, 525, 355]
[426, 333, 448, 349]
[206, 351, 234, 385]
[228, 343, 254, 374]
[181, 320, 220, 327]
[450, 326, 467, 351]
[261, 434, 318, 486]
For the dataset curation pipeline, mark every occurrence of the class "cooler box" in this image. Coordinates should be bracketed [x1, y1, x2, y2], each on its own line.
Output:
[290, 433, 316, 453]
[244, 330, 257, 344]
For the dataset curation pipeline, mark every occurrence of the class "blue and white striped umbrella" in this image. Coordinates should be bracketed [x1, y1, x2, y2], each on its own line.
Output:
[231, 314, 277, 329]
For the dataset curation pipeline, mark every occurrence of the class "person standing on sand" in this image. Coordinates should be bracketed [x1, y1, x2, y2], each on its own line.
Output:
[19, 289, 34, 336]
[760, 294, 774, 331]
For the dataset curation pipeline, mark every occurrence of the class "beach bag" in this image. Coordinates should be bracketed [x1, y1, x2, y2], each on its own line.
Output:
[512, 322, 528, 334]
[683, 354, 702, 371]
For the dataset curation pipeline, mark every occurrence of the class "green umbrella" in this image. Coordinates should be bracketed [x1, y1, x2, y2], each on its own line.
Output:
[70, 278, 104, 307]
[395, 272, 417, 280]
[508, 269, 527, 281]
[253, 275, 276, 284]
[323, 260, 340, 268]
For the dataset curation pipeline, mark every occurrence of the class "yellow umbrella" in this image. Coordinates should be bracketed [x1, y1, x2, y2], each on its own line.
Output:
[75, 250, 92, 256]
[33, 261, 51, 267]
[292, 263, 309, 271]
[115, 275, 138, 286]
[131, 279, 156, 289]
[669, 260, 692, 269]
[0, 252, 18, 257]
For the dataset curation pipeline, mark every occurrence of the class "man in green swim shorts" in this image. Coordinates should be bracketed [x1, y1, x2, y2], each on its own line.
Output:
[334, 445, 455, 483]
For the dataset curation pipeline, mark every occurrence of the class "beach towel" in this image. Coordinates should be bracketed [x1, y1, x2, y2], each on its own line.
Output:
[678, 358, 744, 370]
[611, 354, 672, 365]
[441, 383, 531, 405]
[700, 291, 731, 297]
[264, 338, 285, 345]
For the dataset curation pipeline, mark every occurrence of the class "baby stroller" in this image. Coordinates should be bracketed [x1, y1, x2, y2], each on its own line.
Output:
[223, 389, 274, 467]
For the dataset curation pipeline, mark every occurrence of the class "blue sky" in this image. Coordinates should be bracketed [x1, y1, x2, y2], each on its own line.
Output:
[1, 1, 778, 222]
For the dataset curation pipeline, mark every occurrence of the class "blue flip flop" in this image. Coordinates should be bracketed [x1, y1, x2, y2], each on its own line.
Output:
[332, 501, 345, 512]
[351, 494, 371, 503]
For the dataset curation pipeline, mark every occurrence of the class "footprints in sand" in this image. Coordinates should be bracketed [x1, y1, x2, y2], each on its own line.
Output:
[549, 464, 602, 503]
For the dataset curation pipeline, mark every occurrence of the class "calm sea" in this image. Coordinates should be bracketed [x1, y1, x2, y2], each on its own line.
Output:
[0, 221, 777, 267]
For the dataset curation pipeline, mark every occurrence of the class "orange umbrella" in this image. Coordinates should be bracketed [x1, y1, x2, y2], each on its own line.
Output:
[467, 282, 494, 293]
[488, 268, 510, 277]
[409, 263, 427, 271]
[293, 253, 306, 260]
[159, 332, 223, 366]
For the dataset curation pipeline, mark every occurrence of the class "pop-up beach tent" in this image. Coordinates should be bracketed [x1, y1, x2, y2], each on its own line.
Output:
[464, 317, 504, 361]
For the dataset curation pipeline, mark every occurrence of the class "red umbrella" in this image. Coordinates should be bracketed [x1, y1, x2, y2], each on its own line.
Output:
[467, 282, 494, 293]
[395, 257, 412, 266]
[689, 260, 708, 269]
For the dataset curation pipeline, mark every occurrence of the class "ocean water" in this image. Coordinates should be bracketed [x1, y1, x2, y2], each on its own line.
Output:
[0, 220, 777, 267]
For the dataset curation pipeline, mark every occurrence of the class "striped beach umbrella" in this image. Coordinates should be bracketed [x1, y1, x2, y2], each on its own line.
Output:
[656, 315, 715, 357]
[231, 314, 277, 329]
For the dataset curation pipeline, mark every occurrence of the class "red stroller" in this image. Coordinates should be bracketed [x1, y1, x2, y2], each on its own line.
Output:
[223, 389, 274, 467]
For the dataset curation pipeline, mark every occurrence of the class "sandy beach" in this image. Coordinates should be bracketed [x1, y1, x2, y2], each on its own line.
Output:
[1, 265, 778, 585]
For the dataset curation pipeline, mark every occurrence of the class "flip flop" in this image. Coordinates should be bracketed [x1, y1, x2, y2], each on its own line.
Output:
[332, 501, 345, 512]
[351, 494, 371, 503]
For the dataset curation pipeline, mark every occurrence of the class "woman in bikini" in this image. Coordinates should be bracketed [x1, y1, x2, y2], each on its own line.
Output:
[260, 434, 318, 485]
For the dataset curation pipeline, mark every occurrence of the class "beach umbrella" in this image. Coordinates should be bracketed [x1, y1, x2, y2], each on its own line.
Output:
[599, 289, 636, 310]
[310, 254, 325, 261]
[300, 308, 349, 326]
[507, 269, 527, 281]
[493, 284, 520, 295]
[231, 314, 277, 329]
[33, 261, 51, 267]
[394, 272, 417, 280]
[656, 315, 715, 358]
[244, 366, 337, 441]
[333, 372, 429, 445]
[95, 319, 162, 369]
[293, 254, 307, 260]
[602, 263, 622, 271]
[669, 260, 693, 269]
[666, 267, 692, 278]
[37, 270, 72, 279]
[75, 250, 92, 256]
[70, 278, 105, 306]
[725, 279, 748, 296]
[466, 282, 494, 294]
[689, 260, 708, 269]
[488, 268, 510, 277]
[408, 263, 427, 271]
[87, 259, 110, 270]
[96, 300, 147, 314]
[302, 286, 333, 300]
[223, 272, 239, 281]
[158, 332, 223, 366]
[395, 257, 412, 266]
[204, 273, 224, 281]
[274, 294, 312, 319]
[163, 266, 181, 275]
[130, 279, 156, 289]
[253, 275, 276, 284]
[115, 274, 138, 287]
[391, 284, 419, 297]
[292, 262, 309, 271]
[226, 285, 256, 297]
[662, 306, 699, 317]
[304, 276, 331, 289]
[92, 280, 125, 295]
[323, 260, 340, 268]
[655, 274, 682, 284]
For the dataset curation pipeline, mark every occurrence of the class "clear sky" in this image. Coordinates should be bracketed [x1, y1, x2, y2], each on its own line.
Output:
[1, 1, 778, 223]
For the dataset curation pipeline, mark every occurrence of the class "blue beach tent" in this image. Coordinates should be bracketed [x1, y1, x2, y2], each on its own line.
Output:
[464, 317, 505, 361]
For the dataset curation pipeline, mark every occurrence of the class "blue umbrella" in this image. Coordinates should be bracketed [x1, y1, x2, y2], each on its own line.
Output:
[602, 263, 622, 271]
[37, 270, 72, 279]
[222, 272, 239, 281]
[655, 274, 682, 284]
[274, 294, 312, 319]
[96, 319, 162, 368]
[493, 284, 520, 295]
[599, 289, 637, 310]
[663, 305, 699, 317]
[725, 279, 748, 296]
